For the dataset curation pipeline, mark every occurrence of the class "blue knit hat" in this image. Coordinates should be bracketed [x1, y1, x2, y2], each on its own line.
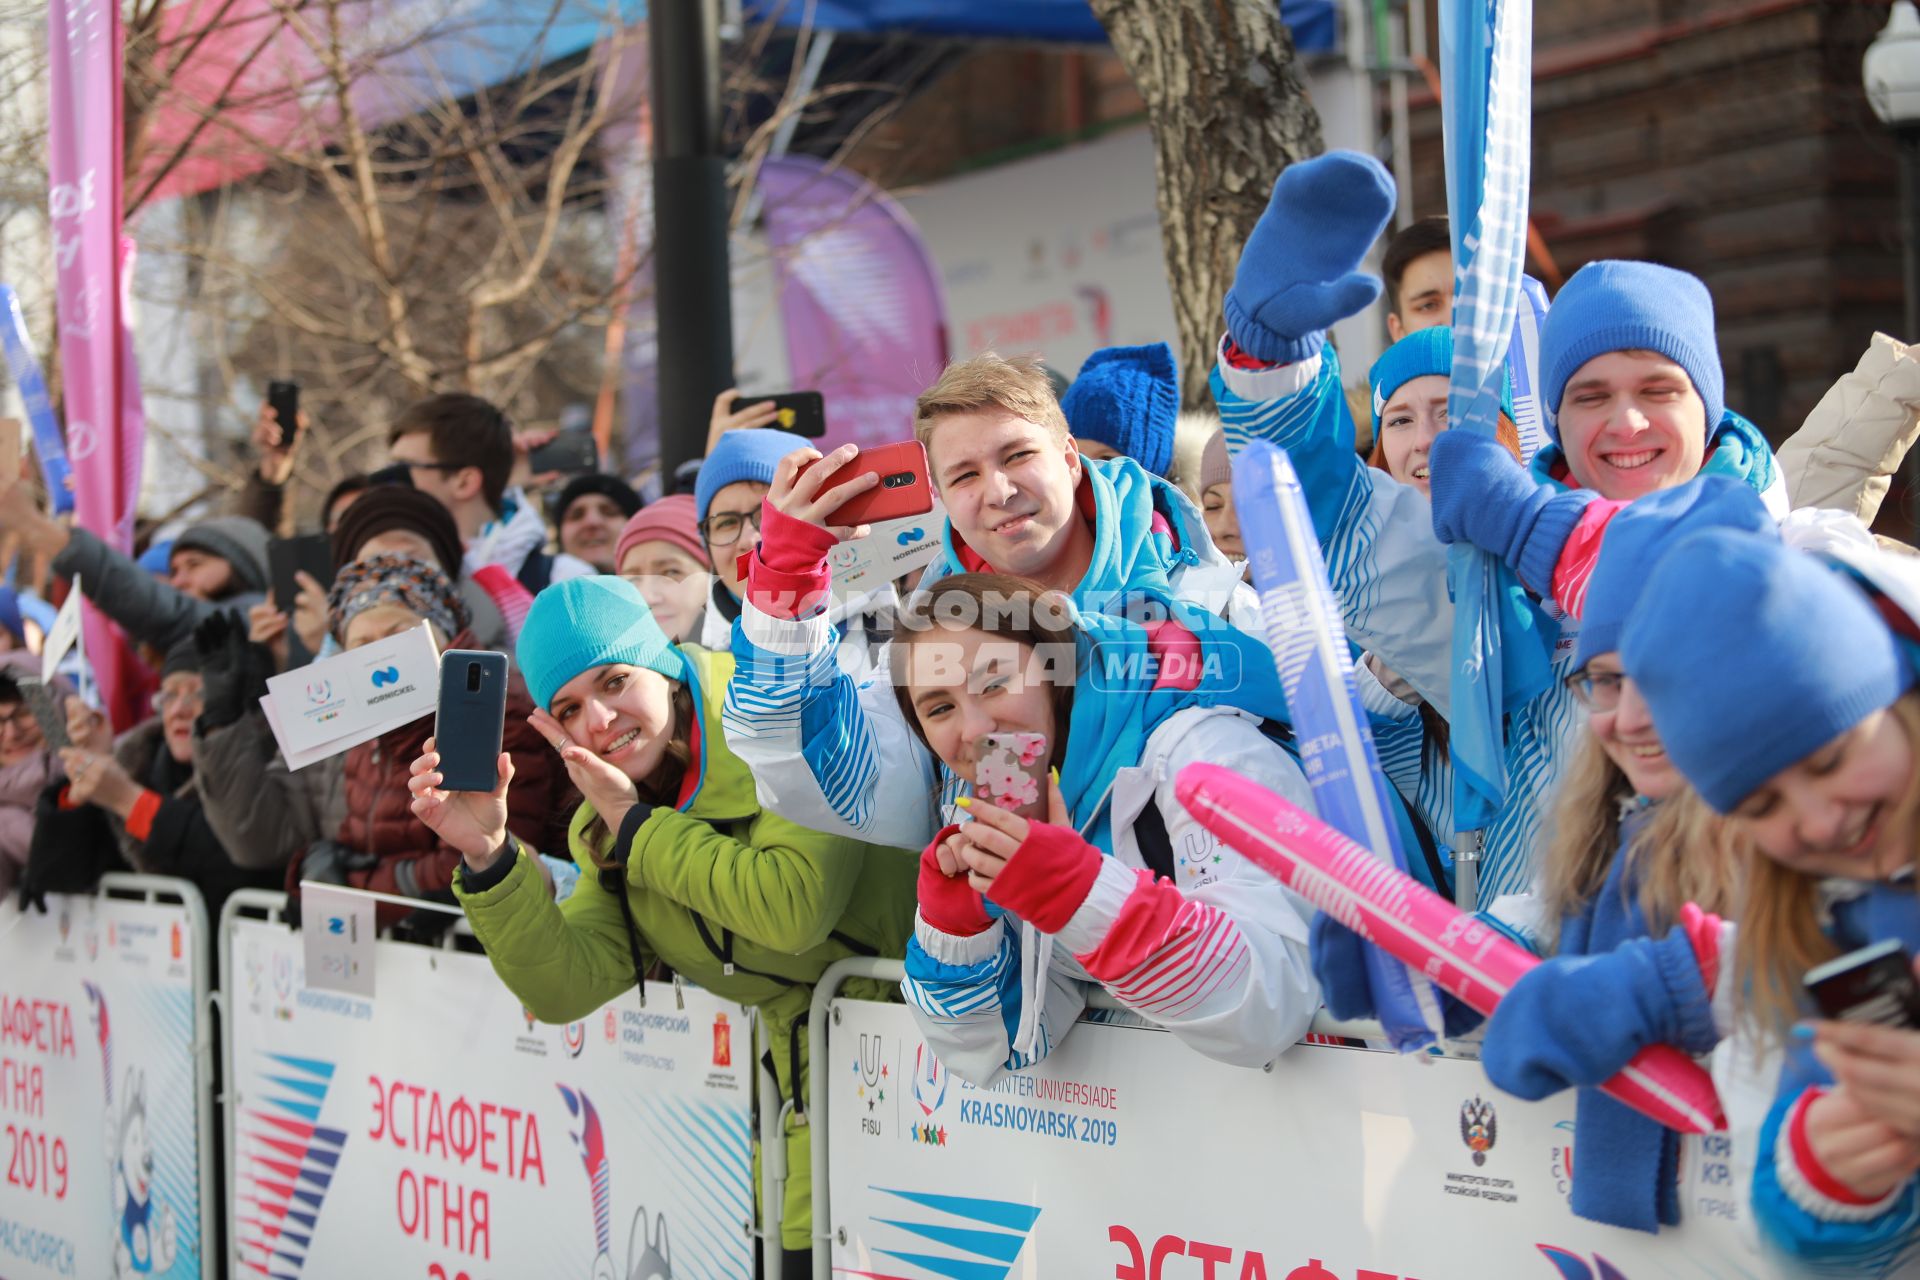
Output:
[137, 539, 174, 576]
[694, 428, 809, 524]
[0, 588, 25, 648]
[1367, 326, 1516, 433]
[1572, 476, 1773, 669]
[1539, 261, 1724, 445]
[1059, 343, 1179, 477]
[1621, 529, 1914, 813]
[516, 575, 688, 712]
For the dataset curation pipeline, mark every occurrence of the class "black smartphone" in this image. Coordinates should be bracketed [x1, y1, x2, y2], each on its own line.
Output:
[434, 650, 509, 792]
[267, 380, 301, 448]
[270, 534, 335, 614]
[760, 390, 826, 438]
[1806, 940, 1920, 1029]
[527, 433, 599, 475]
[17, 678, 67, 751]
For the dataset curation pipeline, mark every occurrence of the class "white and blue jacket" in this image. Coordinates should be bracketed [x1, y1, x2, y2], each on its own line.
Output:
[720, 456, 1252, 853]
[1752, 879, 1920, 1277]
[903, 610, 1319, 1082]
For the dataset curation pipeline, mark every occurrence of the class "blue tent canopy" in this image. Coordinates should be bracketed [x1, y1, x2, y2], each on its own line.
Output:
[743, 0, 1338, 54]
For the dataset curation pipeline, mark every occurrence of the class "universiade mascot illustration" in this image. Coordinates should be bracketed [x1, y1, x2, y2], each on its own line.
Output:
[85, 983, 177, 1278]
[562, 1083, 674, 1280]
[627, 1208, 672, 1280]
[109, 1067, 178, 1277]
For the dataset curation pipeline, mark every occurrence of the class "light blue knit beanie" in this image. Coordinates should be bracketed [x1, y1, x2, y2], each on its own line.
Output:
[1572, 476, 1773, 670]
[516, 575, 687, 712]
[1539, 261, 1724, 445]
[694, 428, 810, 524]
[1622, 528, 1913, 813]
[1367, 325, 1515, 434]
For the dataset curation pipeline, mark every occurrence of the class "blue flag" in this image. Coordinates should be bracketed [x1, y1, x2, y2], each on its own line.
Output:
[1234, 442, 1445, 1051]
[0, 286, 76, 514]
[1439, 0, 1551, 884]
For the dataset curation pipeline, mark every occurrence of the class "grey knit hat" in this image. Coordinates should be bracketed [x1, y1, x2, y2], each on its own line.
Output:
[173, 516, 271, 597]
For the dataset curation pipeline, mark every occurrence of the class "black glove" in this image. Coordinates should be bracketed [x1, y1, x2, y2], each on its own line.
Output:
[194, 609, 277, 734]
[19, 778, 126, 912]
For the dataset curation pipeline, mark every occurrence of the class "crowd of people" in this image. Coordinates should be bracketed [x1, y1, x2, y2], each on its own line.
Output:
[7, 147, 1920, 1276]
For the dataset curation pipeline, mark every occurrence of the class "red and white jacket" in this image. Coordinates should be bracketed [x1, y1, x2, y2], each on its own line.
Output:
[902, 704, 1320, 1083]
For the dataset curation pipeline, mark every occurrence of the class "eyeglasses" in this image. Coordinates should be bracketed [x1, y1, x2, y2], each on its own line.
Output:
[0, 708, 34, 735]
[1565, 668, 1629, 713]
[699, 508, 763, 549]
[155, 688, 205, 715]
[371, 459, 467, 489]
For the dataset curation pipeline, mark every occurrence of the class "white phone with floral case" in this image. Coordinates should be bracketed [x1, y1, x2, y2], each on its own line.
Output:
[973, 731, 1049, 819]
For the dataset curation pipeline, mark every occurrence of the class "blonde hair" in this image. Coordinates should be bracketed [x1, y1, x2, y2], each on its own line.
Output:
[1170, 410, 1222, 505]
[1736, 692, 1920, 1034]
[1540, 734, 1737, 947]
[914, 352, 1070, 450]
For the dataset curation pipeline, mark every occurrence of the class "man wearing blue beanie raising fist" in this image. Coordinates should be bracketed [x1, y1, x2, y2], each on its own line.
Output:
[1206, 147, 1814, 906]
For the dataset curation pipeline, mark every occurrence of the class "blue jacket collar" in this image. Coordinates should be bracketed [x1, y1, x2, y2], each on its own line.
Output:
[925, 458, 1210, 609]
[1056, 601, 1288, 853]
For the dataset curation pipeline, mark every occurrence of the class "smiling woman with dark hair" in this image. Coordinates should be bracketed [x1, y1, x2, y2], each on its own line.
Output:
[410, 574, 914, 1276]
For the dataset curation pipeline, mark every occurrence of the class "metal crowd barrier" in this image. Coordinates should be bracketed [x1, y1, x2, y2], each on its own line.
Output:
[803, 956, 1387, 1279]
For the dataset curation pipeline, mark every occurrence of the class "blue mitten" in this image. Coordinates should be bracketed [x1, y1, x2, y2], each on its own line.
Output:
[1311, 912, 1484, 1036]
[1310, 911, 1379, 1022]
[1428, 427, 1593, 595]
[1224, 151, 1397, 364]
[1480, 928, 1718, 1102]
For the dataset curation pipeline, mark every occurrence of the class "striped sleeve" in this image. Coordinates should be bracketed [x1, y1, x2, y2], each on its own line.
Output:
[722, 599, 942, 851]
[1753, 1083, 1920, 1276]
[1550, 499, 1627, 619]
[902, 916, 1088, 1085]
[1212, 339, 1458, 716]
[1049, 716, 1319, 1069]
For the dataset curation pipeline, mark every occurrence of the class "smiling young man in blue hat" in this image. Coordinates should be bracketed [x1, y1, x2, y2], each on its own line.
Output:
[1208, 148, 1796, 906]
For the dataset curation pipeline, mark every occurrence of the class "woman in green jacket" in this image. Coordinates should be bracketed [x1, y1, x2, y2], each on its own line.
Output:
[407, 575, 913, 1276]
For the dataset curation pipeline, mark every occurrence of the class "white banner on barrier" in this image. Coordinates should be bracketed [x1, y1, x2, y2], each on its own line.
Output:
[829, 1002, 1793, 1280]
[226, 917, 756, 1280]
[0, 893, 205, 1280]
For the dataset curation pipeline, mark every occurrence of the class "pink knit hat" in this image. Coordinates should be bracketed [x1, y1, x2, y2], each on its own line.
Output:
[614, 494, 708, 572]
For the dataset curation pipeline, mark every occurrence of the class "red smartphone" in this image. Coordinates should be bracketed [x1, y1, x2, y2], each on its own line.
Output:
[973, 732, 1049, 819]
[799, 441, 934, 527]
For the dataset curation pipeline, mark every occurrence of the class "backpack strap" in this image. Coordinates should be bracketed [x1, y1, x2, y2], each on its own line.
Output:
[1131, 796, 1179, 883]
[516, 548, 554, 595]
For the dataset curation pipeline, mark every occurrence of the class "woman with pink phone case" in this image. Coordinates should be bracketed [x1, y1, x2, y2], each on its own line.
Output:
[889, 572, 1322, 1084]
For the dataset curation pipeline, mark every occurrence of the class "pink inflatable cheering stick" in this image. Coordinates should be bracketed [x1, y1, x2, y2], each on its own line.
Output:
[1176, 762, 1725, 1135]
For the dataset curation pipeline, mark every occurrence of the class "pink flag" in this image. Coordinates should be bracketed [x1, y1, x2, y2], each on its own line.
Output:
[50, 0, 144, 726]
[1176, 762, 1727, 1135]
[758, 156, 949, 451]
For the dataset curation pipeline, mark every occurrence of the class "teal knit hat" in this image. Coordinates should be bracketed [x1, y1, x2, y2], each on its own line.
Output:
[516, 575, 687, 711]
[1368, 325, 1515, 434]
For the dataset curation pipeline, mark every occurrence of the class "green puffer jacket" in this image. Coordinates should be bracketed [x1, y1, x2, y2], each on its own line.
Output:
[454, 645, 913, 1250]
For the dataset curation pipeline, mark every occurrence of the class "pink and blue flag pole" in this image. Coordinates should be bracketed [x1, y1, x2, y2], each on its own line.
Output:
[49, 0, 146, 727]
